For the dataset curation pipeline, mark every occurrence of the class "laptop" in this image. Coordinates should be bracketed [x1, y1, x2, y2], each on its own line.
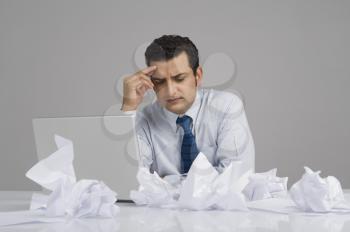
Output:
[32, 116, 140, 201]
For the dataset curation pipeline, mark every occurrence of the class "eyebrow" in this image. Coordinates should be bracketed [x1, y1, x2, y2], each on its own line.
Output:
[151, 73, 187, 80]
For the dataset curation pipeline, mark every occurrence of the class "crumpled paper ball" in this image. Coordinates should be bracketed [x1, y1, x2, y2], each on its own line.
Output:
[131, 152, 252, 211]
[289, 166, 345, 212]
[26, 135, 119, 218]
[243, 168, 288, 201]
[129, 167, 179, 208]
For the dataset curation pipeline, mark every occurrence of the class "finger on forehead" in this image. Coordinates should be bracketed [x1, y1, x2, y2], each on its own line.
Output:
[139, 73, 153, 80]
[129, 73, 149, 83]
[140, 65, 157, 75]
[140, 74, 154, 84]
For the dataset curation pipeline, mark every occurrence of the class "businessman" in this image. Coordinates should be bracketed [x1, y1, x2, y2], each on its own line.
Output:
[121, 35, 255, 177]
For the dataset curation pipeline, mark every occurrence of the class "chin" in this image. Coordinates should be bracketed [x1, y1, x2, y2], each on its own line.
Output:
[166, 105, 186, 115]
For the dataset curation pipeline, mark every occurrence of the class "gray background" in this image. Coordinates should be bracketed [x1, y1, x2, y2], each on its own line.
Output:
[1, 0, 349, 190]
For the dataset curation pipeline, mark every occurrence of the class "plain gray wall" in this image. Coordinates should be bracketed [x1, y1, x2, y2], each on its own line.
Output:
[1, 0, 349, 190]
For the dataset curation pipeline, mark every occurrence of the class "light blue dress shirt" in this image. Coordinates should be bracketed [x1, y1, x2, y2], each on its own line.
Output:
[133, 88, 255, 177]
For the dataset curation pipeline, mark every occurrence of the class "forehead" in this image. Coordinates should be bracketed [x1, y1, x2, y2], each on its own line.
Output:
[150, 52, 192, 78]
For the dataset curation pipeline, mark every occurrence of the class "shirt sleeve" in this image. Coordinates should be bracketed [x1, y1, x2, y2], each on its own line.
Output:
[214, 95, 255, 173]
[119, 107, 154, 172]
[134, 111, 155, 173]
[119, 108, 137, 116]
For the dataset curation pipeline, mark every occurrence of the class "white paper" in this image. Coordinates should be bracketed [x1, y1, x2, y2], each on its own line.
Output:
[27, 135, 76, 192]
[289, 166, 350, 213]
[178, 153, 220, 210]
[211, 161, 251, 210]
[243, 168, 288, 201]
[129, 167, 178, 208]
[178, 154, 251, 211]
[25, 135, 120, 218]
[131, 152, 252, 211]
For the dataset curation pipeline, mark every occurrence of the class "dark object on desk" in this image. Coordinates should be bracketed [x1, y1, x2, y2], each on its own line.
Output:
[116, 199, 134, 203]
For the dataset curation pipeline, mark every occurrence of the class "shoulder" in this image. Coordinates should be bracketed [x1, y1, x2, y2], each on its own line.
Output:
[201, 88, 244, 113]
[135, 100, 161, 123]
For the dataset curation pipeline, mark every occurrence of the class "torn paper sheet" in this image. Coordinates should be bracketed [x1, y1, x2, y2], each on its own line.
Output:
[289, 166, 350, 213]
[243, 168, 288, 201]
[179, 153, 251, 211]
[25, 135, 119, 218]
[210, 160, 251, 210]
[26, 134, 76, 191]
[129, 167, 179, 208]
[178, 153, 220, 210]
[131, 152, 252, 211]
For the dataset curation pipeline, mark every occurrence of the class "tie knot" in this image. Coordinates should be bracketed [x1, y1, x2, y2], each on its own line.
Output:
[176, 115, 193, 134]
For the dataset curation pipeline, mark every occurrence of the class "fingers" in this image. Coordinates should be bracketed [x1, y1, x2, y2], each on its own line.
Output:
[140, 65, 157, 75]
[125, 74, 153, 88]
[121, 67, 156, 110]
[139, 73, 154, 88]
[142, 78, 154, 90]
[127, 69, 154, 82]
[135, 84, 146, 96]
[123, 67, 155, 96]
[135, 81, 151, 96]
[133, 77, 153, 91]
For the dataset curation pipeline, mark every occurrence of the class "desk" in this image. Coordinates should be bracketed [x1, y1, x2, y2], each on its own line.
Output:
[1, 191, 350, 231]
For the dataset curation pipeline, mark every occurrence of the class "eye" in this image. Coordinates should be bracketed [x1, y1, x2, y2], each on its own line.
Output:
[175, 76, 185, 82]
[151, 78, 164, 85]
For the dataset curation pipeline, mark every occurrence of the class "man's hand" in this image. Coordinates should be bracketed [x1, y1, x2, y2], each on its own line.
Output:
[121, 66, 157, 111]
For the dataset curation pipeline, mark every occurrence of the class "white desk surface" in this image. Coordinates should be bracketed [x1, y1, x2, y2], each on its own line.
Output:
[1, 191, 350, 232]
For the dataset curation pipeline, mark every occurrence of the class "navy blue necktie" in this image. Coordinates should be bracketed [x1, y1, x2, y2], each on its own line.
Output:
[176, 115, 199, 174]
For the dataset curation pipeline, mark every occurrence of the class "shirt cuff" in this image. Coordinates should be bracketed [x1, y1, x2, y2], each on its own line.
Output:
[119, 108, 136, 115]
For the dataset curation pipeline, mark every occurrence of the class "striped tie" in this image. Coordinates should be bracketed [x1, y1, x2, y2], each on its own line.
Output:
[176, 115, 199, 174]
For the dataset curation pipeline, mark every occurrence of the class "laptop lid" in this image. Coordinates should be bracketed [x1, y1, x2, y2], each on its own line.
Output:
[32, 116, 139, 201]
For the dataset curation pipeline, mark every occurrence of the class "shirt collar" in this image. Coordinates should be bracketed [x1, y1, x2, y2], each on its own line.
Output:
[161, 89, 202, 133]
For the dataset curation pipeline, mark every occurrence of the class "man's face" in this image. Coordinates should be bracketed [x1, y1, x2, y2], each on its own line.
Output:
[149, 52, 202, 115]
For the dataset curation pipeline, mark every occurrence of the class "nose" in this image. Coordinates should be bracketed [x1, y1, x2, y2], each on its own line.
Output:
[166, 80, 176, 97]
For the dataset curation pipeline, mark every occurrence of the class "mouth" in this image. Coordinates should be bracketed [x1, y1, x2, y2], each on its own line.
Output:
[167, 97, 183, 104]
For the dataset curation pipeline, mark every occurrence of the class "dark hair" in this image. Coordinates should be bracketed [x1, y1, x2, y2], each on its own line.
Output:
[145, 35, 199, 75]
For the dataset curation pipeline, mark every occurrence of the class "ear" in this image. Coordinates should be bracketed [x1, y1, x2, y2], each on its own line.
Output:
[195, 66, 203, 87]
